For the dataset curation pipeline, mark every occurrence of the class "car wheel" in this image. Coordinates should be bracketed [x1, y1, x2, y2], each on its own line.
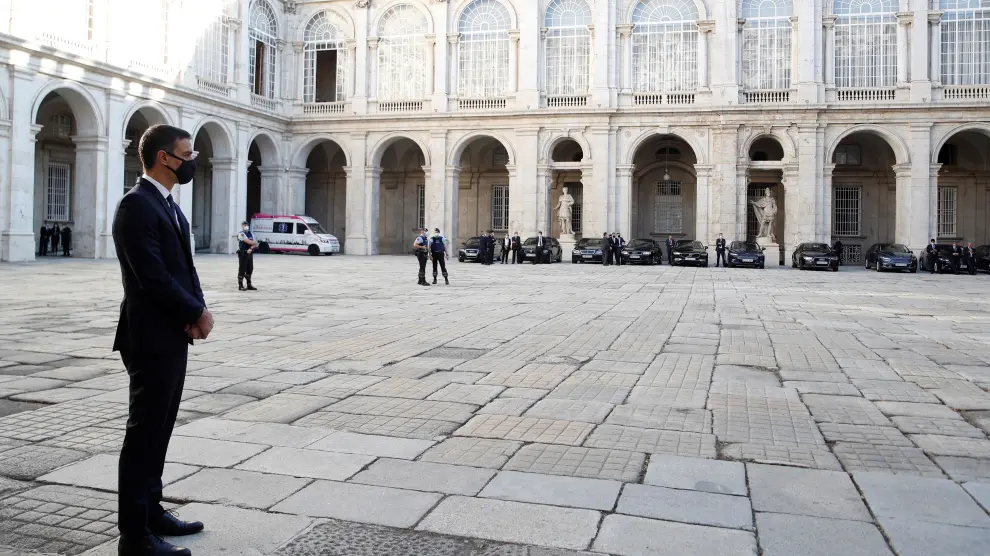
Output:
[759, 263, 765, 269]
[307, 245, 320, 256]
[875, 261, 882, 272]
[458, 256, 464, 263]
[257, 242, 270, 254]
[572, 258, 577, 264]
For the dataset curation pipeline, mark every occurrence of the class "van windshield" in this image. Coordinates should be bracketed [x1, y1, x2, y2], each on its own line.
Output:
[307, 223, 328, 234]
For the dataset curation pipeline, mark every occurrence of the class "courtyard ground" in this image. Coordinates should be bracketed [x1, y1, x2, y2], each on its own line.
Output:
[1, 254, 990, 555]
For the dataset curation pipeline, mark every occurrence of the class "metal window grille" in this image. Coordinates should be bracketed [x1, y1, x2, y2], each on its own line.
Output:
[653, 180, 683, 234]
[832, 185, 862, 237]
[248, 0, 278, 99]
[631, 0, 699, 93]
[417, 184, 426, 229]
[493, 146, 509, 166]
[938, 186, 958, 237]
[379, 5, 428, 101]
[941, 1, 990, 86]
[51, 114, 72, 138]
[544, 0, 592, 96]
[196, 10, 230, 84]
[304, 11, 347, 102]
[458, 0, 511, 98]
[845, 244, 863, 264]
[741, 0, 793, 91]
[491, 184, 509, 231]
[747, 184, 777, 238]
[834, 0, 898, 89]
[834, 144, 862, 165]
[124, 170, 140, 193]
[46, 162, 71, 221]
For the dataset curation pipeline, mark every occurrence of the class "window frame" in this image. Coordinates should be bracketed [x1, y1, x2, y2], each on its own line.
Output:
[740, 0, 793, 91]
[833, 0, 898, 89]
[543, 0, 593, 97]
[303, 11, 348, 103]
[491, 184, 509, 231]
[248, 0, 279, 99]
[631, 0, 700, 94]
[832, 184, 862, 237]
[653, 179, 683, 234]
[378, 4, 429, 101]
[458, 0, 512, 99]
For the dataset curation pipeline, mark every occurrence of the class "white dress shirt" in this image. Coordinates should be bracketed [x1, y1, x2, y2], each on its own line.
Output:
[142, 174, 179, 226]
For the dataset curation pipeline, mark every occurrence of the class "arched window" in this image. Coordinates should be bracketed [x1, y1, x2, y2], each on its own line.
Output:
[834, 0, 897, 89]
[631, 0, 699, 93]
[196, 1, 230, 84]
[458, 0, 512, 98]
[940, 0, 990, 85]
[378, 4, 429, 101]
[304, 11, 347, 102]
[249, 0, 278, 98]
[741, 0, 792, 91]
[544, 0, 592, 96]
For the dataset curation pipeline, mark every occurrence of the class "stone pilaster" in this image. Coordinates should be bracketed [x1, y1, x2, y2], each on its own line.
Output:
[72, 135, 110, 259]
[210, 157, 239, 253]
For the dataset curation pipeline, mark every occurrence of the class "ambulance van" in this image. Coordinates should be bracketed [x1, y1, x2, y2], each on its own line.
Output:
[250, 214, 341, 255]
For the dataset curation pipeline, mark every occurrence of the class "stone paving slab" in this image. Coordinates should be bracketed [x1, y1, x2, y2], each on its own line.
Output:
[854, 471, 990, 528]
[874, 401, 963, 419]
[852, 380, 939, 403]
[523, 399, 614, 423]
[455, 415, 594, 446]
[293, 411, 458, 439]
[419, 437, 523, 469]
[167, 468, 312, 509]
[38, 454, 198, 491]
[910, 434, 990, 458]
[585, 425, 716, 458]
[164, 436, 268, 467]
[933, 456, 990, 482]
[643, 454, 746, 496]
[478, 397, 537, 416]
[235, 447, 374, 481]
[417, 496, 600, 551]
[0, 401, 126, 441]
[832, 442, 945, 477]
[891, 415, 986, 438]
[755, 513, 894, 556]
[351, 458, 495, 495]
[593, 514, 758, 556]
[605, 404, 711, 433]
[748, 464, 872, 521]
[273, 480, 441, 528]
[817, 423, 914, 447]
[324, 396, 478, 423]
[804, 395, 892, 426]
[9, 387, 105, 404]
[781, 381, 861, 396]
[618, 483, 753, 530]
[963, 481, 990, 512]
[0, 485, 117, 555]
[876, 516, 990, 556]
[308, 430, 434, 459]
[480, 470, 621, 511]
[222, 393, 336, 423]
[427, 383, 505, 405]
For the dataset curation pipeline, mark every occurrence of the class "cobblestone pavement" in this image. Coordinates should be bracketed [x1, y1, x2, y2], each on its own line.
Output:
[2, 255, 990, 555]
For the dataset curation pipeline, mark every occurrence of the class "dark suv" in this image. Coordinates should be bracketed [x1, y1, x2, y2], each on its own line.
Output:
[521, 237, 562, 263]
[571, 238, 603, 263]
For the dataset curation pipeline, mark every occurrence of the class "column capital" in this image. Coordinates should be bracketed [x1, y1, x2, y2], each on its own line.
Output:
[694, 164, 714, 177]
[209, 157, 238, 171]
[11, 66, 36, 80]
[364, 166, 382, 179]
[277, 39, 288, 51]
[737, 18, 747, 32]
[928, 11, 944, 25]
[822, 15, 837, 28]
[616, 164, 635, 178]
[368, 37, 381, 49]
[696, 20, 715, 33]
[448, 34, 460, 45]
[823, 163, 837, 176]
[72, 135, 109, 151]
[292, 42, 305, 53]
[286, 166, 309, 178]
[892, 163, 913, 177]
[425, 34, 436, 46]
[508, 29, 520, 42]
[258, 166, 283, 177]
[789, 16, 799, 26]
[346, 38, 357, 50]
[616, 24, 634, 37]
[930, 163, 943, 177]
[896, 12, 914, 26]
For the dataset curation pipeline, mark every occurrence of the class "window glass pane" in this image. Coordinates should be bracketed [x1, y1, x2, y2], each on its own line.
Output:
[379, 5, 428, 100]
[544, 0, 592, 96]
[631, 0, 699, 93]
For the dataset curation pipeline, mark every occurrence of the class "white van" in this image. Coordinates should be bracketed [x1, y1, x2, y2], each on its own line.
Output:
[250, 214, 341, 256]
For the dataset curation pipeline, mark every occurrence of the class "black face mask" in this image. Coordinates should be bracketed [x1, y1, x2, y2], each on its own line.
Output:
[165, 152, 197, 184]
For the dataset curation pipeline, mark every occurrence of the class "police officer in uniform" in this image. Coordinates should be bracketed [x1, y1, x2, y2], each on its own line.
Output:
[429, 228, 449, 284]
[715, 233, 727, 267]
[413, 227, 431, 286]
[237, 221, 258, 291]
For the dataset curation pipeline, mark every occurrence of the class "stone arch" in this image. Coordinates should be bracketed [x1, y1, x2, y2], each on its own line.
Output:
[370, 132, 432, 167]
[826, 124, 910, 166]
[543, 133, 592, 164]
[295, 5, 355, 42]
[739, 130, 797, 162]
[120, 100, 173, 137]
[248, 129, 282, 165]
[292, 134, 352, 168]
[189, 117, 235, 159]
[451, 0, 519, 32]
[31, 80, 105, 137]
[624, 128, 708, 166]
[374, 0, 436, 35]
[931, 123, 990, 164]
[448, 130, 516, 167]
[622, 0, 709, 22]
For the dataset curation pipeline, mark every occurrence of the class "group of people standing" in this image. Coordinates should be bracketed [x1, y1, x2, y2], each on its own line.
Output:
[413, 227, 451, 286]
[926, 239, 979, 275]
[479, 231, 525, 265]
[38, 223, 71, 256]
[600, 233, 627, 266]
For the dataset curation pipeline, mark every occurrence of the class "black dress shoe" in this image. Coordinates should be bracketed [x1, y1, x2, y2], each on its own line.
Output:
[149, 511, 204, 536]
[118, 535, 191, 556]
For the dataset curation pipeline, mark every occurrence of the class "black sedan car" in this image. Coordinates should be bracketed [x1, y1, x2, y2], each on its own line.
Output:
[930, 244, 972, 274]
[521, 237, 562, 263]
[571, 238, 603, 263]
[792, 243, 839, 271]
[865, 243, 918, 273]
[621, 239, 664, 265]
[457, 236, 484, 263]
[975, 245, 990, 273]
[727, 241, 765, 268]
[671, 240, 709, 267]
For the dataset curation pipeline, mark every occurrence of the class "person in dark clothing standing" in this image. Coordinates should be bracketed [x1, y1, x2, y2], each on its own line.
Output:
[61, 226, 71, 256]
[430, 228, 449, 284]
[951, 240, 963, 274]
[534, 231, 547, 264]
[39, 224, 49, 255]
[413, 228, 431, 285]
[715, 233, 727, 267]
[488, 231, 497, 265]
[479, 233, 490, 265]
[926, 238, 939, 273]
[601, 233, 611, 266]
[665, 235, 675, 265]
[500, 234, 510, 264]
[833, 240, 844, 265]
[616, 234, 626, 266]
[511, 232, 521, 264]
[50, 224, 60, 255]
[113, 124, 212, 556]
[237, 221, 258, 291]
[967, 242, 977, 276]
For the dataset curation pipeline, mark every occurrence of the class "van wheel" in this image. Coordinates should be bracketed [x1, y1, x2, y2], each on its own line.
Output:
[258, 242, 270, 254]
[308, 245, 320, 256]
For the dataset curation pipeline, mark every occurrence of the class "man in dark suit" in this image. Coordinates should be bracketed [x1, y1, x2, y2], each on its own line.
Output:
[951, 240, 963, 275]
[665, 235, 675, 265]
[112, 125, 214, 556]
[61, 226, 71, 256]
[39, 223, 49, 255]
[600, 233, 611, 266]
[715, 233, 727, 267]
[511, 232, 521, 264]
[925, 238, 939, 274]
[534, 231, 547, 264]
[966, 242, 977, 276]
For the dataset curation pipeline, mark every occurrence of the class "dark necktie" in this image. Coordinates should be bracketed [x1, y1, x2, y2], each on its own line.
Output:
[165, 194, 179, 227]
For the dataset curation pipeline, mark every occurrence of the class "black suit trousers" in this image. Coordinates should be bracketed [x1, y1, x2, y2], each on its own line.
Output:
[118, 346, 188, 536]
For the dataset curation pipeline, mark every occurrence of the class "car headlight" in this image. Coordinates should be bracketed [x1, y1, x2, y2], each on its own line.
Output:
[622, 251, 629, 255]
[595, 250, 602, 255]
[803, 256, 813, 261]
[673, 252, 683, 256]
[573, 250, 580, 254]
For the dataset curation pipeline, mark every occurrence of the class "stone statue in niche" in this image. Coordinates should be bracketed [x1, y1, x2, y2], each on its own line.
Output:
[750, 187, 778, 242]
[555, 186, 575, 236]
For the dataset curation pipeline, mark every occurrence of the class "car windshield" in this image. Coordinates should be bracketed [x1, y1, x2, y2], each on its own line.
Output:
[731, 242, 760, 251]
[676, 240, 704, 249]
[803, 243, 832, 252]
[881, 243, 911, 254]
[524, 238, 541, 246]
[463, 238, 481, 248]
[307, 223, 328, 235]
[576, 239, 598, 248]
[627, 240, 653, 250]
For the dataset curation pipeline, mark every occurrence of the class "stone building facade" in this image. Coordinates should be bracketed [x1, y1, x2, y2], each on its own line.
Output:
[1, 0, 988, 264]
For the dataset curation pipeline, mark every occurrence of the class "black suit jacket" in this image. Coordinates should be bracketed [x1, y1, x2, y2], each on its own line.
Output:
[715, 238, 726, 250]
[112, 179, 205, 355]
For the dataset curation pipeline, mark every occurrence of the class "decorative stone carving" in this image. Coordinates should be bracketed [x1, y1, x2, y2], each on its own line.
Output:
[750, 188, 778, 242]
[283, 1, 296, 14]
[555, 186, 575, 235]
[355, 0, 372, 8]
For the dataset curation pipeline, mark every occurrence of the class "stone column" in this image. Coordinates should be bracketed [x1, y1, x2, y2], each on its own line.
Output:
[234, 0, 251, 102]
[617, 25, 633, 96]
[585, 126, 612, 236]
[896, 13, 911, 86]
[72, 136, 110, 259]
[615, 164, 633, 238]
[425, 132, 450, 243]
[893, 163, 913, 246]
[910, 0, 931, 102]
[712, 0, 740, 104]
[344, 133, 368, 254]
[2, 69, 40, 261]
[514, 128, 540, 236]
[929, 11, 942, 87]
[736, 165, 750, 240]
[286, 166, 309, 215]
[928, 163, 942, 243]
[781, 162, 801, 262]
[508, 30, 519, 95]
[822, 164, 835, 244]
[443, 165, 460, 246]
[695, 165, 713, 246]
[425, 34, 436, 97]
[709, 126, 738, 242]
[902, 123, 934, 250]
[505, 164, 522, 235]
[697, 21, 714, 91]
[790, 16, 800, 89]
[363, 166, 381, 254]
[368, 38, 380, 102]
[0, 118, 10, 257]
[210, 157, 238, 253]
[347, 39, 358, 99]
[823, 16, 836, 89]
[447, 35, 459, 100]
[292, 42, 305, 102]
[258, 166, 281, 215]
[234, 121, 251, 228]
[535, 163, 551, 235]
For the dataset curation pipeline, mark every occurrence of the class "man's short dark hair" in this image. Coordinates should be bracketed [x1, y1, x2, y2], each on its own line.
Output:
[139, 124, 192, 171]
